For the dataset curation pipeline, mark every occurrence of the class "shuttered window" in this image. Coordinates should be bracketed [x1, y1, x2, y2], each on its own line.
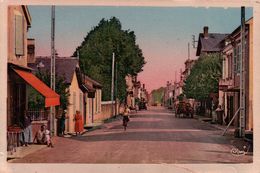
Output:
[15, 15, 24, 56]
[233, 47, 237, 74]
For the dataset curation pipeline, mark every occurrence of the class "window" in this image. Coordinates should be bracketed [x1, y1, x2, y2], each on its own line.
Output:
[233, 45, 241, 74]
[228, 54, 233, 78]
[15, 15, 24, 56]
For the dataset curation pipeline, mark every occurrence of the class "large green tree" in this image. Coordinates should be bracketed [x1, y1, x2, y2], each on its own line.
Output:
[183, 53, 222, 101]
[73, 17, 146, 102]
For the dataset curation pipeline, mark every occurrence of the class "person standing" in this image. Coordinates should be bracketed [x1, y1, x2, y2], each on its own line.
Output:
[22, 112, 33, 146]
[74, 110, 84, 136]
[59, 110, 67, 136]
[122, 106, 130, 131]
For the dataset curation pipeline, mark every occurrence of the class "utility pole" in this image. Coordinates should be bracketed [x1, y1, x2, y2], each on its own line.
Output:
[50, 5, 56, 136]
[111, 52, 115, 117]
[115, 58, 118, 116]
[239, 6, 246, 137]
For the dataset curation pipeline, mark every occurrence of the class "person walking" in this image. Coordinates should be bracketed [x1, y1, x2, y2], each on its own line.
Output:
[122, 106, 130, 131]
[74, 110, 84, 136]
[22, 112, 33, 146]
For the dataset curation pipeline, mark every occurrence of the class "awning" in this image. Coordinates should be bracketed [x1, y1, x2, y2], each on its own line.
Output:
[14, 69, 60, 107]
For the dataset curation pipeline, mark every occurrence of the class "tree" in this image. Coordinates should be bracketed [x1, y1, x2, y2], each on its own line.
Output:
[183, 53, 222, 101]
[28, 70, 70, 111]
[73, 17, 146, 102]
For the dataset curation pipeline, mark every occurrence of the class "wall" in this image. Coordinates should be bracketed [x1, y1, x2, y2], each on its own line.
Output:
[248, 18, 253, 131]
[66, 72, 84, 133]
[93, 101, 119, 122]
[8, 6, 29, 67]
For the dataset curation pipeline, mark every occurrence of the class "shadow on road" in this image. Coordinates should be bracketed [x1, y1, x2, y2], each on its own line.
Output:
[68, 130, 230, 145]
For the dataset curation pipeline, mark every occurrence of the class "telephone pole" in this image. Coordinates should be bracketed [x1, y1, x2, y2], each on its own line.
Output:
[50, 6, 56, 136]
[239, 6, 246, 137]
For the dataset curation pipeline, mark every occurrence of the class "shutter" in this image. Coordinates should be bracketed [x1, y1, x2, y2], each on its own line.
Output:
[15, 15, 24, 56]
[233, 47, 237, 74]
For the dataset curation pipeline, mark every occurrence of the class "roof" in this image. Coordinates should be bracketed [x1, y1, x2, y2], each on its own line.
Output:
[84, 75, 102, 88]
[196, 33, 229, 56]
[28, 56, 79, 84]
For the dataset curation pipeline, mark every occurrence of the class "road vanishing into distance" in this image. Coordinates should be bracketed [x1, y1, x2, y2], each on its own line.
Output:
[11, 106, 252, 163]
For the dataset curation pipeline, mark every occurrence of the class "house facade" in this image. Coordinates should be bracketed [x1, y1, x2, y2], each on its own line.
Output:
[29, 57, 84, 133]
[218, 18, 253, 131]
[7, 6, 60, 155]
[7, 6, 60, 126]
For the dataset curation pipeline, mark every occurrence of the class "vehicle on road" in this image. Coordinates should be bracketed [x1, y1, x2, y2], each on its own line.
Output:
[138, 101, 147, 110]
[175, 101, 194, 118]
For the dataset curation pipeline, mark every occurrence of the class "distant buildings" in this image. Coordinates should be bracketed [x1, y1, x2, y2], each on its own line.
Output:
[125, 74, 148, 108]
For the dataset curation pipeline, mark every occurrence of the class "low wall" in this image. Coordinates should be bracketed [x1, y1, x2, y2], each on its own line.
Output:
[94, 101, 120, 122]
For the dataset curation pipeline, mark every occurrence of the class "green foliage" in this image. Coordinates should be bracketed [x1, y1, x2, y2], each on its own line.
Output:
[73, 17, 145, 102]
[177, 93, 185, 101]
[151, 87, 165, 104]
[28, 70, 70, 110]
[183, 53, 222, 101]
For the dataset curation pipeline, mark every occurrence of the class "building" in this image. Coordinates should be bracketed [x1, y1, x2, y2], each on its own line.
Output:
[125, 74, 143, 109]
[7, 6, 59, 154]
[196, 26, 229, 56]
[29, 56, 103, 132]
[182, 59, 196, 81]
[164, 81, 175, 108]
[81, 74, 102, 125]
[218, 18, 253, 131]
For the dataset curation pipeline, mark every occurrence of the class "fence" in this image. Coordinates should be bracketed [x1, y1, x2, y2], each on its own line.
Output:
[7, 126, 22, 155]
[26, 109, 50, 121]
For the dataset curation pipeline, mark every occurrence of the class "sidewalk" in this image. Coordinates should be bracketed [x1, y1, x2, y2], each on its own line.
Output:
[193, 114, 253, 154]
[8, 144, 47, 161]
[193, 114, 236, 135]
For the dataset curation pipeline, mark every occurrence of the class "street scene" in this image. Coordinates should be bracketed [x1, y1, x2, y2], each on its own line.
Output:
[6, 5, 253, 164]
[10, 107, 252, 163]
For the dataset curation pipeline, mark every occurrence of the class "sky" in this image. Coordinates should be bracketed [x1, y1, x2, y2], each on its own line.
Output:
[28, 6, 253, 92]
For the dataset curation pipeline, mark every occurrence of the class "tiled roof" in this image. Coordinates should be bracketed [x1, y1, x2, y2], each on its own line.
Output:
[196, 33, 229, 56]
[28, 56, 79, 84]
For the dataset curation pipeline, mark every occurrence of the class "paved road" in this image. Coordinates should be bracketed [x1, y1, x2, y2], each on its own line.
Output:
[11, 106, 252, 163]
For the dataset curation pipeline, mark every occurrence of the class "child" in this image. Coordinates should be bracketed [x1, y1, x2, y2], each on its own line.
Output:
[44, 128, 54, 148]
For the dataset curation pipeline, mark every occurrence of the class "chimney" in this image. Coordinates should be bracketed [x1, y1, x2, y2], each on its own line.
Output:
[203, 26, 209, 38]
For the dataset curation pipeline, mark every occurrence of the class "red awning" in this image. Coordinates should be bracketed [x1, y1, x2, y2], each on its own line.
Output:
[14, 69, 60, 107]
